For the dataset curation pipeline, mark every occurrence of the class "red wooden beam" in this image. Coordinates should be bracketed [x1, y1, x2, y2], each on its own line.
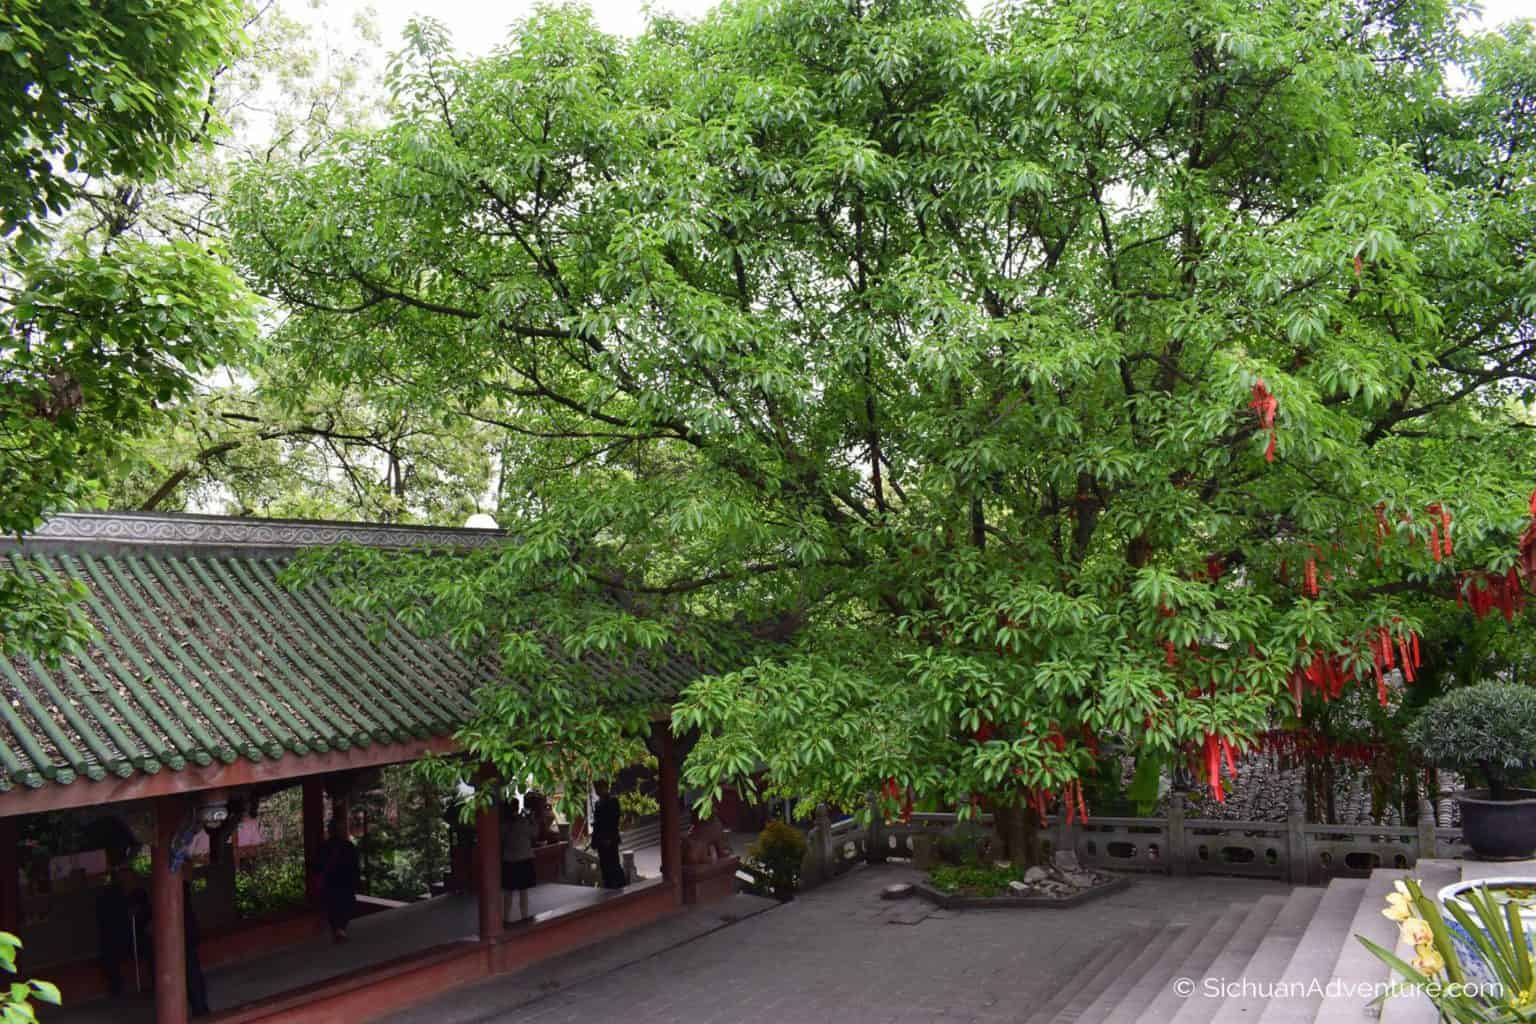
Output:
[152, 797, 188, 1024]
[0, 737, 460, 819]
[653, 721, 681, 890]
[475, 767, 502, 943]
[0, 817, 17, 934]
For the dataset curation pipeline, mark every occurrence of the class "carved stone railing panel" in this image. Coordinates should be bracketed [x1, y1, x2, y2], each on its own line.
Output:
[801, 796, 1469, 887]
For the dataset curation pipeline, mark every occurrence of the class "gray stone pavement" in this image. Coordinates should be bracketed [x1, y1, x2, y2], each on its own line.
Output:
[386, 864, 1295, 1024]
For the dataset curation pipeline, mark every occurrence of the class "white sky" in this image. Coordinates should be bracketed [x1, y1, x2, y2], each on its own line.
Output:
[303, 0, 1534, 57]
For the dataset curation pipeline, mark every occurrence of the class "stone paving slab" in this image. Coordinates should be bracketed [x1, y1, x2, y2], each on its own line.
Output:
[389, 865, 1292, 1024]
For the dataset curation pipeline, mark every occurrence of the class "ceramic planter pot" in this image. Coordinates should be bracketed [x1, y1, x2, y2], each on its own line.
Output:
[1436, 876, 1536, 984]
[1456, 788, 1536, 860]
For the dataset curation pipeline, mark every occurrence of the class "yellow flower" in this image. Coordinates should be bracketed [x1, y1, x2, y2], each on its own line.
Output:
[1412, 942, 1445, 975]
[1395, 880, 1411, 897]
[1398, 918, 1433, 947]
[1383, 891, 1414, 922]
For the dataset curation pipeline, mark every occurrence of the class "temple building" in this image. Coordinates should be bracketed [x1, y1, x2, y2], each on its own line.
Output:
[0, 511, 731, 1024]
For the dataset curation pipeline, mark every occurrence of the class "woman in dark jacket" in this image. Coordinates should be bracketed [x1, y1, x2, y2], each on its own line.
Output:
[317, 817, 360, 941]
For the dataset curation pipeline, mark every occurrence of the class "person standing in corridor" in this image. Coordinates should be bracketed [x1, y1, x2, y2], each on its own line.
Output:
[591, 781, 626, 889]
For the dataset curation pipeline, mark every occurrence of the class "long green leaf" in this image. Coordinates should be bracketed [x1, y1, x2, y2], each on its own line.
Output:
[1507, 900, 1534, 995]
[1416, 884, 1469, 986]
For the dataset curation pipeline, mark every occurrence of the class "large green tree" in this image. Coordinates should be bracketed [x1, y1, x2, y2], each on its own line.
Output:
[2, 0, 253, 655]
[234, 0, 1536, 856]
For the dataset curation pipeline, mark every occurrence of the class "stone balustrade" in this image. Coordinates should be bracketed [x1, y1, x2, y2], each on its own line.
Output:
[798, 795, 1465, 888]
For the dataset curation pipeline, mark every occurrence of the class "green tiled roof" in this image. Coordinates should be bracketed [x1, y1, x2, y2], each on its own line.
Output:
[0, 514, 695, 793]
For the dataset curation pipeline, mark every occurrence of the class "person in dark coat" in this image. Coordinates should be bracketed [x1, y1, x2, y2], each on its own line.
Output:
[95, 868, 140, 995]
[500, 796, 537, 923]
[182, 882, 210, 1017]
[317, 817, 360, 941]
[591, 781, 626, 889]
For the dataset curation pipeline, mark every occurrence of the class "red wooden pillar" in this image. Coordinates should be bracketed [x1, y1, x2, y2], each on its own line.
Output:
[302, 776, 325, 894]
[653, 720, 682, 889]
[474, 787, 502, 942]
[151, 797, 187, 1024]
[0, 817, 18, 935]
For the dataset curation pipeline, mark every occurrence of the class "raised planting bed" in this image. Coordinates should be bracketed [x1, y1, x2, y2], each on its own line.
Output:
[913, 862, 1131, 909]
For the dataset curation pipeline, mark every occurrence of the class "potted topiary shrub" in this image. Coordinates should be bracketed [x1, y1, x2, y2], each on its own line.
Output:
[1408, 682, 1536, 859]
[745, 820, 807, 901]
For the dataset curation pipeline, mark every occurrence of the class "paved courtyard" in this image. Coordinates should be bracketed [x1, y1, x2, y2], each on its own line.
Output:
[386, 864, 1293, 1024]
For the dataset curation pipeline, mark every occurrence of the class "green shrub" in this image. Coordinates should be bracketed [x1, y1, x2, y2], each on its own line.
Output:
[234, 854, 306, 918]
[1407, 682, 1536, 800]
[929, 862, 1027, 897]
[618, 791, 658, 824]
[746, 820, 807, 901]
[934, 821, 990, 866]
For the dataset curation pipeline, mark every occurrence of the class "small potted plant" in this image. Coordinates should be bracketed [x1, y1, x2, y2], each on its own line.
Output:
[1408, 682, 1536, 859]
[1360, 875, 1536, 1019]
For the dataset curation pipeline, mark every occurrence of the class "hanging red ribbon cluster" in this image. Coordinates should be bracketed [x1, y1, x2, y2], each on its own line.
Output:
[1254, 729, 1384, 768]
[1520, 489, 1536, 578]
[1249, 380, 1279, 462]
[1197, 733, 1240, 802]
[1288, 649, 1355, 707]
[1458, 569, 1527, 622]
[1368, 502, 1454, 563]
[1030, 781, 1090, 824]
[1288, 623, 1420, 710]
[1364, 623, 1420, 703]
[1425, 503, 1453, 561]
[883, 777, 913, 823]
[1279, 549, 1330, 599]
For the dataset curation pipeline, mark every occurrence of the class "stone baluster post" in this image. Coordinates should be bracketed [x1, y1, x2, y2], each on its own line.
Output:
[816, 805, 834, 876]
[1166, 793, 1188, 876]
[865, 793, 887, 864]
[1286, 791, 1309, 884]
[1416, 797, 1438, 865]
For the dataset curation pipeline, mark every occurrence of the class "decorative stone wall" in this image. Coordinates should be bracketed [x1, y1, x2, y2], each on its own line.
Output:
[801, 796, 1465, 888]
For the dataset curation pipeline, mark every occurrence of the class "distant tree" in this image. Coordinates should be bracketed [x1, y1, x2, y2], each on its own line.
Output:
[235, 1, 1536, 861]
[2, 0, 252, 656]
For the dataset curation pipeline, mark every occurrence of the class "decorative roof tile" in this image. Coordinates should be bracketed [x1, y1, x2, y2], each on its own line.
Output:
[0, 514, 690, 792]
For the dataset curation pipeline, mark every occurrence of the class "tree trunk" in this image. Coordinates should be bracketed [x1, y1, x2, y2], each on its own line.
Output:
[1482, 762, 1507, 801]
[990, 803, 1040, 867]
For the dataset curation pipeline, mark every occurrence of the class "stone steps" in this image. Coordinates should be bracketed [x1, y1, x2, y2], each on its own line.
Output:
[1133, 901, 1251, 1024]
[1028, 857, 1520, 1024]
[1211, 884, 1326, 1021]
[1043, 920, 1192, 1024]
[1093, 913, 1215, 1024]
[1310, 868, 1409, 1024]
[1168, 892, 1289, 1024]
[1021, 928, 1147, 1024]
[1256, 877, 1371, 1024]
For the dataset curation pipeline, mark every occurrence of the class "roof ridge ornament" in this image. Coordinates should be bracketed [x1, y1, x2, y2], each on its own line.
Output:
[18, 511, 506, 552]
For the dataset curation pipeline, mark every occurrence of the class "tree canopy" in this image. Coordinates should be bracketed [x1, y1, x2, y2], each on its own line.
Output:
[1, 0, 252, 656]
[232, 0, 1536, 835]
